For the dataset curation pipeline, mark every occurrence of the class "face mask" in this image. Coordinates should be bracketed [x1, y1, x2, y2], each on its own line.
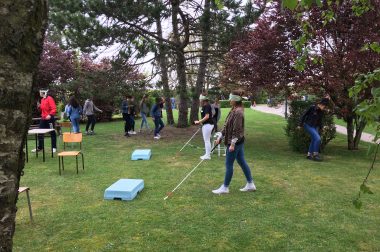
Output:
[229, 94, 242, 102]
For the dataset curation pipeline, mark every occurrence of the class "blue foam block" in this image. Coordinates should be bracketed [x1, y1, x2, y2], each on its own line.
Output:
[131, 149, 152, 160]
[104, 179, 144, 201]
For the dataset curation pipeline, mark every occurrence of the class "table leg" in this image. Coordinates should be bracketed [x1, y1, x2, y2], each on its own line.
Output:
[51, 133, 54, 158]
[35, 134, 38, 158]
[25, 189, 33, 223]
[42, 134, 45, 162]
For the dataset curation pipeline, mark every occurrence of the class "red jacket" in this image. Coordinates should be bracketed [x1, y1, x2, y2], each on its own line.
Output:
[40, 96, 56, 120]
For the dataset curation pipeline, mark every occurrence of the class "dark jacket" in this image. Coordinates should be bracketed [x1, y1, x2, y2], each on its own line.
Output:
[300, 105, 324, 128]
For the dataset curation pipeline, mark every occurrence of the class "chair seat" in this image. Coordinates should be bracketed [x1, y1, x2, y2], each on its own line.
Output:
[58, 151, 81, 157]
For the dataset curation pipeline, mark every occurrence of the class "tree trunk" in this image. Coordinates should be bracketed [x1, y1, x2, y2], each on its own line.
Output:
[189, 0, 211, 125]
[0, 0, 48, 250]
[346, 116, 356, 150]
[171, 0, 189, 128]
[353, 116, 366, 149]
[155, 0, 174, 125]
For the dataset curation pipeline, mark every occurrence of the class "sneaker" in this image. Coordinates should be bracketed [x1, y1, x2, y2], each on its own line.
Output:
[85, 131, 90, 135]
[154, 136, 160, 140]
[239, 182, 256, 192]
[313, 155, 323, 162]
[131, 131, 137, 135]
[90, 131, 95, 135]
[52, 148, 57, 153]
[306, 155, 313, 160]
[157, 133, 161, 137]
[212, 185, 229, 194]
[200, 154, 211, 160]
[31, 148, 41, 153]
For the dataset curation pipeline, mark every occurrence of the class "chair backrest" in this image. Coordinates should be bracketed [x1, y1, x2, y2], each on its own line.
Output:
[63, 133, 82, 150]
[60, 121, 71, 128]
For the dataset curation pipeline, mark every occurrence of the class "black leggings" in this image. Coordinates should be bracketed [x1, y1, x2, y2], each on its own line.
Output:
[38, 117, 57, 149]
[86, 115, 96, 131]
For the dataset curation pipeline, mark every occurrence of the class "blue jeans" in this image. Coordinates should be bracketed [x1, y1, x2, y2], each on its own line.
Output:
[140, 112, 150, 129]
[304, 123, 321, 153]
[224, 143, 253, 187]
[154, 116, 164, 136]
[71, 117, 80, 133]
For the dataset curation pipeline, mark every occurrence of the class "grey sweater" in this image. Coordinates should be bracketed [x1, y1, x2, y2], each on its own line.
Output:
[83, 99, 101, 116]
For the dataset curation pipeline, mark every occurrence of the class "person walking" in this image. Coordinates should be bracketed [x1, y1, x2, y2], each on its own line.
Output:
[128, 96, 137, 135]
[67, 97, 82, 133]
[122, 95, 131, 137]
[212, 98, 221, 133]
[139, 94, 150, 132]
[195, 94, 214, 160]
[212, 90, 256, 194]
[32, 89, 57, 153]
[299, 98, 329, 161]
[83, 97, 103, 135]
[151, 97, 165, 140]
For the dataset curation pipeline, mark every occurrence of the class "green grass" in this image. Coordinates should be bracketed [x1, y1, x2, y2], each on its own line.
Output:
[14, 109, 380, 251]
[335, 117, 378, 135]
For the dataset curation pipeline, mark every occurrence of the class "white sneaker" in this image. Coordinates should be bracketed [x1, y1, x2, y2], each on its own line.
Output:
[157, 133, 161, 137]
[239, 182, 256, 192]
[132, 131, 137, 135]
[212, 185, 229, 194]
[200, 154, 211, 160]
[31, 148, 41, 153]
[52, 148, 57, 153]
[154, 136, 160, 140]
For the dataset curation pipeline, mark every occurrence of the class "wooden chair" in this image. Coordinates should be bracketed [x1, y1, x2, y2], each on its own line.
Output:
[18, 187, 33, 223]
[58, 133, 84, 175]
[57, 121, 72, 136]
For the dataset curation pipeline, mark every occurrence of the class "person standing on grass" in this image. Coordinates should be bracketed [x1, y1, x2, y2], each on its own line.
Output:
[151, 97, 165, 140]
[128, 96, 137, 135]
[212, 98, 221, 133]
[67, 97, 82, 133]
[139, 94, 150, 132]
[122, 95, 131, 137]
[83, 97, 103, 135]
[212, 90, 256, 195]
[195, 94, 214, 160]
[32, 89, 58, 153]
[299, 98, 330, 161]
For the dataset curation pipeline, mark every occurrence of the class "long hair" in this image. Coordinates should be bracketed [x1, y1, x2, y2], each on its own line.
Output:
[69, 97, 79, 108]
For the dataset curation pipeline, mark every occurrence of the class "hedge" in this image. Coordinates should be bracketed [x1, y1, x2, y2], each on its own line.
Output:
[220, 100, 251, 108]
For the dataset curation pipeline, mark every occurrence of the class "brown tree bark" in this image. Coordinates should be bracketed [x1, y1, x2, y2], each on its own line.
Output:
[155, 0, 175, 125]
[346, 115, 366, 150]
[171, 0, 190, 128]
[0, 0, 48, 250]
[189, 0, 211, 125]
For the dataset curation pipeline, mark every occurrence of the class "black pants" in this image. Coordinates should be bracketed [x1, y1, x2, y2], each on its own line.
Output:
[38, 117, 57, 149]
[123, 113, 132, 133]
[85, 115, 96, 131]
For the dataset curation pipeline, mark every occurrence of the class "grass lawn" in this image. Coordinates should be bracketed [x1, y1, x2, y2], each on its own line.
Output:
[14, 109, 380, 251]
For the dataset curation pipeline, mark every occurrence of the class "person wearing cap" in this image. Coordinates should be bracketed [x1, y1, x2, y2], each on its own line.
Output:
[32, 89, 57, 153]
[299, 98, 330, 161]
[212, 90, 256, 194]
[194, 93, 215, 160]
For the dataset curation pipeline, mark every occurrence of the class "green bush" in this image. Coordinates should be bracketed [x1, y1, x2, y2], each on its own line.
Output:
[285, 100, 336, 153]
[220, 100, 251, 108]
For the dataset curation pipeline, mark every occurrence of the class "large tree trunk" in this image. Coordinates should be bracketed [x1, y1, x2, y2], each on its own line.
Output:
[353, 116, 366, 149]
[0, 0, 48, 250]
[155, 0, 175, 125]
[189, 0, 211, 125]
[171, 0, 189, 128]
[346, 116, 356, 150]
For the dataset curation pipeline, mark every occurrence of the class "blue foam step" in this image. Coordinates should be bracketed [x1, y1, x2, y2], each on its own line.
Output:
[104, 179, 144, 201]
[131, 149, 151, 160]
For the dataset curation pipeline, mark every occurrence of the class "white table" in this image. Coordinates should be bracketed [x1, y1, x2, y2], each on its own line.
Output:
[26, 128, 55, 162]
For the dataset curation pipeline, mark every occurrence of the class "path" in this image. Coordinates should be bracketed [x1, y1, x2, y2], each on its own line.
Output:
[252, 104, 376, 143]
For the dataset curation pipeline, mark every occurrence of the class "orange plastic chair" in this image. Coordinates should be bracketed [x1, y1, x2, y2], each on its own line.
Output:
[58, 133, 84, 175]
